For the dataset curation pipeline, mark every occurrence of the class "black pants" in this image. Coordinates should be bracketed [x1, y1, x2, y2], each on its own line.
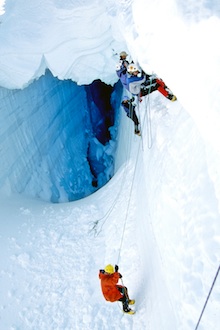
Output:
[127, 110, 139, 126]
[140, 83, 158, 96]
[122, 101, 139, 127]
[118, 286, 129, 310]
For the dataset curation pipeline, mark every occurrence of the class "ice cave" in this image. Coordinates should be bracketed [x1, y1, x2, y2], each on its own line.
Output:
[0, 69, 123, 202]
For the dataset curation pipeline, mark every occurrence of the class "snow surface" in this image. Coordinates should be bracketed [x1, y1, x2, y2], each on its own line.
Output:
[0, 0, 220, 329]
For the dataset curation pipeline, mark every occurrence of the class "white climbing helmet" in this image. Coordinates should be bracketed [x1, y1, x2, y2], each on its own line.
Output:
[127, 63, 140, 74]
[120, 51, 128, 57]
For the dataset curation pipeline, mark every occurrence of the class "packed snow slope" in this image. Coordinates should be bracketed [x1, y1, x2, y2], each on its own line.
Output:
[0, 0, 220, 329]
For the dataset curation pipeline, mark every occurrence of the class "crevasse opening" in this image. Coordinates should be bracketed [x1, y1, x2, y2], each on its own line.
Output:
[0, 69, 123, 202]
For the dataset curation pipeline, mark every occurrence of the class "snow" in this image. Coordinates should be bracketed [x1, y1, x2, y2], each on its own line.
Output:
[0, 0, 220, 329]
[0, 0, 4, 15]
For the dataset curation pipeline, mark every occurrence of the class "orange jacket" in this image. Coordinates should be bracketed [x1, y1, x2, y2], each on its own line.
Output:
[99, 271, 123, 302]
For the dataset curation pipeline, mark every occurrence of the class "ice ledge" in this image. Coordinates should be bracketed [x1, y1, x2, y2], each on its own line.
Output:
[0, 0, 124, 89]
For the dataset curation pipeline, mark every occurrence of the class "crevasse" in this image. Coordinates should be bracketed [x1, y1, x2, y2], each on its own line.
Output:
[0, 69, 122, 202]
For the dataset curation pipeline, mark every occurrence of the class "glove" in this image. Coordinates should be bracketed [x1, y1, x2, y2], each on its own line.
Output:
[116, 63, 122, 71]
[100, 269, 105, 274]
[115, 265, 119, 272]
[119, 273, 122, 278]
[131, 96, 135, 102]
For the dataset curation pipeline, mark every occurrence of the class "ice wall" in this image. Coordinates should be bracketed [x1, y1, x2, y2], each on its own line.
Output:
[0, 70, 122, 202]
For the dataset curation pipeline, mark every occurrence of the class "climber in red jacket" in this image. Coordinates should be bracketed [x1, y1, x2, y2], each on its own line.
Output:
[99, 264, 135, 314]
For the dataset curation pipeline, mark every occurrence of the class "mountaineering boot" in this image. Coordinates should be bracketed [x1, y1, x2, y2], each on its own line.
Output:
[129, 299, 135, 305]
[134, 125, 141, 136]
[167, 94, 177, 102]
[171, 95, 177, 101]
[123, 307, 135, 315]
[134, 129, 141, 136]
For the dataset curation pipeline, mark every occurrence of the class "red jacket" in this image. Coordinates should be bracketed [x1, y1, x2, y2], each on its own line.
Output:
[99, 271, 123, 302]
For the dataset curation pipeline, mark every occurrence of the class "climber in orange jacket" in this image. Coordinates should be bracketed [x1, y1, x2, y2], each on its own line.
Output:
[99, 264, 135, 314]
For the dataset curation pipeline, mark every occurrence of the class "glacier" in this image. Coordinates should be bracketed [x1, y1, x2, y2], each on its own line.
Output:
[0, 0, 125, 202]
[0, 0, 220, 329]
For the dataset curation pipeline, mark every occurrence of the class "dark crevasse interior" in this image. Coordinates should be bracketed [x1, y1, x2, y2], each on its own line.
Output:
[0, 69, 123, 202]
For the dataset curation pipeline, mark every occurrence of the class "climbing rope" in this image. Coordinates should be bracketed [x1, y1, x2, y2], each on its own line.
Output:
[116, 82, 156, 263]
[89, 95, 133, 237]
[194, 264, 220, 330]
[142, 75, 154, 149]
[135, 74, 155, 151]
[90, 91, 142, 270]
[120, 277, 129, 300]
[145, 94, 153, 149]
[117, 119, 142, 265]
[115, 74, 159, 261]
[136, 94, 144, 151]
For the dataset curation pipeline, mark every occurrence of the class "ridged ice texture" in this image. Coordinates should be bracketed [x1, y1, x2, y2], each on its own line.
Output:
[0, 70, 122, 202]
